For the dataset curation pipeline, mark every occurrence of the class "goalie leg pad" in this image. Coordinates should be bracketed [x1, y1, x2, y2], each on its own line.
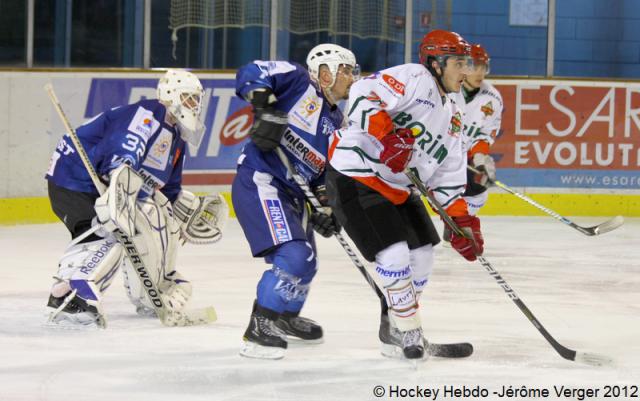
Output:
[257, 240, 317, 313]
[375, 241, 421, 332]
[122, 195, 189, 314]
[47, 237, 124, 327]
[94, 165, 144, 237]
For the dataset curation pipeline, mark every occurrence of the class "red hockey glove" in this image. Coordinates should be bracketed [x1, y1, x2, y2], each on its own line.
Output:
[379, 128, 415, 173]
[448, 215, 484, 261]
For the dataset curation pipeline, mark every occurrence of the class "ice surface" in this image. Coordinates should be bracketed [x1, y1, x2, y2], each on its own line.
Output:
[0, 217, 638, 401]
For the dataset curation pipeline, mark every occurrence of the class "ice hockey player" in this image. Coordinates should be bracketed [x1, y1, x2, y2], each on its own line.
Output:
[233, 44, 359, 359]
[44, 69, 228, 328]
[459, 43, 503, 216]
[325, 30, 483, 361]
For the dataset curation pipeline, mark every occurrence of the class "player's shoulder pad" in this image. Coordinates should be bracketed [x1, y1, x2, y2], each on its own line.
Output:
[253, 60, 301, 77]
[370, 63, 423, 100]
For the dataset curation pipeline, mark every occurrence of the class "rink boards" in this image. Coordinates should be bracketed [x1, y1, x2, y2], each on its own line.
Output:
[0, 70, 638, 224]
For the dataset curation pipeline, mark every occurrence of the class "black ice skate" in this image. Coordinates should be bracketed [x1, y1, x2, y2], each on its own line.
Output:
[379, 312, 425, 360]
[402, 328, 425, 359]
[45, 289, 106, 329]
[240, 301, 287, 360]
[275, 311, 324, 344]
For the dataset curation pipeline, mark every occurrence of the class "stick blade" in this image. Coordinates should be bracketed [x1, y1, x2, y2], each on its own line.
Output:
[161, 306, 217, 327]
[574, 351, 613, 367]
[592, 215, 624, 235]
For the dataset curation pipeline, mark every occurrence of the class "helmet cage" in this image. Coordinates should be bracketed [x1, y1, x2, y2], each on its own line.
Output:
[157, 69, 206, 147]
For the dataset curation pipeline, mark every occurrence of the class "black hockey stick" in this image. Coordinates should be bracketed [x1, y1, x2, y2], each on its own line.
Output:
[406, 168, 610, 366]
[45, 83, 216, 327]
[275, 148, 472, 358]
[468, 166, 624, 236]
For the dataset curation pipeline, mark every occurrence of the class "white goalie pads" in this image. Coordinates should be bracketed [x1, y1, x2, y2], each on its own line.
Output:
[121, 193, 192, 313]
[173, 190, 229, 244]
[94, 164, 143, 237]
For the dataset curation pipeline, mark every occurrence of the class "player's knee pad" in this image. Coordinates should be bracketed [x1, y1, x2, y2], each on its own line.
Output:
[409, 244, 434, 296]
[375, 241, 421, 331]
[52, 237, 124, 302]
[268, 240, 318, 281]
[257, 241, 316, 307]
[465, 191, 489, 216]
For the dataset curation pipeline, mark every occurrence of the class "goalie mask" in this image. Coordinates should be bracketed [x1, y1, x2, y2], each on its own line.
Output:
[157, 69, 206, 147]
[306, 44, 360, 88]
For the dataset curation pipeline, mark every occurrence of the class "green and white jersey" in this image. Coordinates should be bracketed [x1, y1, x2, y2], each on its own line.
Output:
[462, 80, 503, 150]
[328, 63, 467, 210]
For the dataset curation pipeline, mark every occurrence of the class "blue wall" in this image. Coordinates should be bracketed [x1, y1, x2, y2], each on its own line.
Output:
[448, 0, 640, 78]
[451, 0, 548, 76]
[554, 0, 640, 78]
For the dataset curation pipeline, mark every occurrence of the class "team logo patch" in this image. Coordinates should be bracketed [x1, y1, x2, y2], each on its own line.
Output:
[448, 111, 463, 138]
[142, 128, 172, 171]
[302, 97, 320, 117]
[283, 130, 326, 173]
[481, 101, 494, 117]
[382, 74, 405, 95]
[320, 117, 336, 137]
[264, 199, 292, 243]
[366, 91, 388, 108]
[127, 106, 157, 140]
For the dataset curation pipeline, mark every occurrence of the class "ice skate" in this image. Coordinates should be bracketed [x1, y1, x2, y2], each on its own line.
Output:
[379, 312, 428, 361]
[275, 311, 324, 344]
[45, 290, 106, 329]
[240, 301, 287, 360]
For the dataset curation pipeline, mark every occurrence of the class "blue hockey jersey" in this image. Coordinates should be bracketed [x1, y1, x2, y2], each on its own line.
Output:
[46, 99, 185, 202]
[235, 61, 344, 196]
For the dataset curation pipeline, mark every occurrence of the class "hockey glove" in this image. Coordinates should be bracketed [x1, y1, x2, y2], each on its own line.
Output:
[449, 215, 484, 261]
[310, 210, 341, 238]
[309, 185, 341, 237]
[379, 128, 415, 173]
[248, 88, 289, 152]
[470, 153, 496, 187]
[173, 190, 229, 244]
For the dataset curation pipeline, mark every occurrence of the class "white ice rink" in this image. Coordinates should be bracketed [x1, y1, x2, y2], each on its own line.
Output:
[1, 216, 638, 401]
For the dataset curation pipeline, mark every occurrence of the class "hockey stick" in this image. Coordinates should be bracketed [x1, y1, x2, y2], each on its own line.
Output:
[468, 166, 624, 236]
[44, 83, 216, 327]
[406, 169, 610, 366]
[275, 148, 472, 358]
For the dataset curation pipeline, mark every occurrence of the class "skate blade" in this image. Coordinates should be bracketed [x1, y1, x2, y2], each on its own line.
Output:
[286, 336, 324, 345]
[380, 343, 428, 364]
[44, 310, 105, 330]
[239, 341, 285, 360]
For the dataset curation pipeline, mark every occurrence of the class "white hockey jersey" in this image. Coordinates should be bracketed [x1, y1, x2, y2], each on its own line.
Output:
[462, 80, 503, 153]
[328, 63, 468, 214]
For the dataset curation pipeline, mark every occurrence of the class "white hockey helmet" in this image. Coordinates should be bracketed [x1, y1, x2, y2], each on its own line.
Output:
[157, 69, 206, 147]
[306, 43, 359, 87]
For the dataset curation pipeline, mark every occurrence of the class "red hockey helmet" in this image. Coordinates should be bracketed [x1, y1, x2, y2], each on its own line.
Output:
[470, 43, 490, 64]
[419, 30, 471, 65]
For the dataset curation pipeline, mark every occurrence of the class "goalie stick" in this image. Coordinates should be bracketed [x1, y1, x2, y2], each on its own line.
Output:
[44, 83, 216, 327]
[275, 148, 472, 358]
[406, 168, 611, 366]
[468, 166, 624, 236]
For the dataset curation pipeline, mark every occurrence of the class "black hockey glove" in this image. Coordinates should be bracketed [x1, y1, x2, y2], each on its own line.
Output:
[248, 88, 288, 152]
[310, 210, 341, 238]
[309, 185, 341, 238]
